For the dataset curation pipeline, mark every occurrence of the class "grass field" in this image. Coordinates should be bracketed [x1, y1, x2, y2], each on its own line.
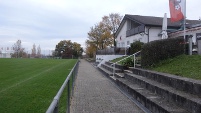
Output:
[0, 58, 77, 113]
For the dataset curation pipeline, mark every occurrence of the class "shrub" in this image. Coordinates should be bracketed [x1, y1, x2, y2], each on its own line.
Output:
[141, 37, 184, 68]
[130, 41, 144, 55]
[121, 57, 134, 67]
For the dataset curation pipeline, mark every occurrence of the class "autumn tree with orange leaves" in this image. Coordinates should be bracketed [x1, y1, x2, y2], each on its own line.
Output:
[85, 13, 122, 57]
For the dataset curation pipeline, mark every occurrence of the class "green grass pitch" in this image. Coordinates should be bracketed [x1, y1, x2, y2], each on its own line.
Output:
[0, 58, 77, 113]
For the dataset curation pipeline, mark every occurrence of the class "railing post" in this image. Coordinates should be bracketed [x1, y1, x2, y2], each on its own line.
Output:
[134, 54, 135, 68]
[67, 80, 70, 113]
[72, 68, 76, 97]
[53, 103, 59, 113]
[113, 63, 115, 77]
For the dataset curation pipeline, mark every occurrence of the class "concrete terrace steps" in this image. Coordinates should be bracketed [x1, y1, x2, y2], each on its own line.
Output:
[98, 66, 117, 82]
[98, 66, 113, 76]
[116, 78, 189, 113]
[98, 61, 201, 113]
[101, 63, 122, 73]
[98, 64, 124, 82]
[105, 61, 128, 71]
[124, 72, 201, 113]
[130, 68, 201, 98]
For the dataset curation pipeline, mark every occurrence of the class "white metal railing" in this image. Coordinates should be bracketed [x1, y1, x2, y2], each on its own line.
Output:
[46, 60, 79, 113]
[112, 51, 141, 76]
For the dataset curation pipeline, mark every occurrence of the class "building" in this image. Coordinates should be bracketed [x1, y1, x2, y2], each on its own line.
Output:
[115, 14, 200, 48]
[169, 24, 201, 43]
[0, 47, 14, 58]
[169, 24, 201, 54]
[96, 14, 201, 66]
[0, 52, 12, 58]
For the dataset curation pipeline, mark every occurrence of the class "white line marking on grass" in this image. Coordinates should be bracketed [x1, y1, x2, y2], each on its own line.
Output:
[0, 62, 68, 93]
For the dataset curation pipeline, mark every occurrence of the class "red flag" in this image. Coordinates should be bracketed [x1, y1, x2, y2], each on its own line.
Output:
[169, 0, 185, 22]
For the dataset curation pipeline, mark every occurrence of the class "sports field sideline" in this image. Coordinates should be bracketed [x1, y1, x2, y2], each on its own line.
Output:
[0, 58, 77, 113]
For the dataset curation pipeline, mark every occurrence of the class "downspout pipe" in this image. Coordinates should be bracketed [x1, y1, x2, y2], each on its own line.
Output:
[147, 27, 151, 43]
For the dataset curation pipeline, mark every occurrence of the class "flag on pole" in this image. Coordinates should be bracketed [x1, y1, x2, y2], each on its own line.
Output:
[169, 0, 185, 22]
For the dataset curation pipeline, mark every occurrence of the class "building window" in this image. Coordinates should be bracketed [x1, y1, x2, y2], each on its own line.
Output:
[121, 42, 125, 47]
[127, 41, 130, 46]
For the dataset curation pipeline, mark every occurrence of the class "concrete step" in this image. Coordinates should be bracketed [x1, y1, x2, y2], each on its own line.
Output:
[98, 66, 117, 83]
[130, 68, 201, 98]
[98, 66, 113, 76]
[124, 70, 132, 73]
[106, 61, 128, 70]
[135, 64, 141, 68]
[116, 78, 189, 113]
[105, 61, 114, 65]
[101, 63, 122, 73]
[114, 73, 124, 78]
[109, 76, 117, 82]
[124, 72, 201, 113]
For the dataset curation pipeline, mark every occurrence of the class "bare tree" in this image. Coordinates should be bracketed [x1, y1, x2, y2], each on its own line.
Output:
[12, 40, 26, 58]
[37, 45, 41, 58]
[31, 44, 36, 58]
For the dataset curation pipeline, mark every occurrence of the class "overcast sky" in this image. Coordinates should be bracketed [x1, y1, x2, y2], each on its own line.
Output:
[0, 0, 200, 55]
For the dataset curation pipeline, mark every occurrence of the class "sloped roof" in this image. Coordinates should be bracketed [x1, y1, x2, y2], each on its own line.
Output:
[115, 14, 201, 37]
[125, 14, 200, 27]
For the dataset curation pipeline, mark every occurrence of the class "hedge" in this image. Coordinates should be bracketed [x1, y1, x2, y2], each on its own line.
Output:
[130, 41, 144, 55]
[141, 37, 184, 67]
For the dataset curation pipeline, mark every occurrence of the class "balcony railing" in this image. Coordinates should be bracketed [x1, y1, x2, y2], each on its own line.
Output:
[126, 25, 145, 37]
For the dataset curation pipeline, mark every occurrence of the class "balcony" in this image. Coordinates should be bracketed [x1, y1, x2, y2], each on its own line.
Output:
[126, 25, 145, 37]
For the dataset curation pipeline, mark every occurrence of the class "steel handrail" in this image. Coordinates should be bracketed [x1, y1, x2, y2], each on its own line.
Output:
[112, 51, 141, 76]
[46, 60, 79, 113]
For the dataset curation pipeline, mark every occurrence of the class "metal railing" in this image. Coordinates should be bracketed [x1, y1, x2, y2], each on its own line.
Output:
[112, 51, 141, 76]
[46, 60, 79, 113]
[96, 47, 115, 55]
[126, 25, 145, 37]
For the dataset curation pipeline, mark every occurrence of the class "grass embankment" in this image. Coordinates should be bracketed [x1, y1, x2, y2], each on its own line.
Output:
[110, 56, 128, 64]
[0, 58, 77, 113]
[150, 55, 201, 80]
[111, 55, 201, 80]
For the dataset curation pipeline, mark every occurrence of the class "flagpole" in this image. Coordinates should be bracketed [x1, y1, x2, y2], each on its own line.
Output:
[183, 0, 186, 54]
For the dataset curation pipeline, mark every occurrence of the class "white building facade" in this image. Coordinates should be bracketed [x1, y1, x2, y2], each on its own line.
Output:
[115, 14, 200, 47]
[116, 25, 163, 48]
[0, 48, 14, 58]
[0, 52, 12, 58]
[169, 25, 201, 44]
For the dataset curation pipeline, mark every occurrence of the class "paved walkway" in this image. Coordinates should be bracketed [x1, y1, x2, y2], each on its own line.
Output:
[70, 59, 144, 113]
